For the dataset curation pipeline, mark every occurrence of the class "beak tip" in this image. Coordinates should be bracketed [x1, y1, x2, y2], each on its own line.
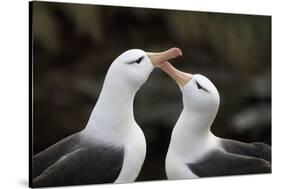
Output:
[172, 47, 183, 56]
[148, 47, 182, 66]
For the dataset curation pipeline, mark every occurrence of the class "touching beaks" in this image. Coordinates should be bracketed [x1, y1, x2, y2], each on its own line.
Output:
[146, 47, 182, 66]
[159, 61, 193, 87]
[145, 47, 190, 87]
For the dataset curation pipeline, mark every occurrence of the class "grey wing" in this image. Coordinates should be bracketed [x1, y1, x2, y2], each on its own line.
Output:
[32, 133, 81, 179]
[221, 139, 271, 162]
[187, 149, 271, 178]
[32, 144, 124, 187]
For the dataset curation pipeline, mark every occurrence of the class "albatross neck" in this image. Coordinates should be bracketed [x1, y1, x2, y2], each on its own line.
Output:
[85, 77, 138, 132]
[170, 107, 217, 155]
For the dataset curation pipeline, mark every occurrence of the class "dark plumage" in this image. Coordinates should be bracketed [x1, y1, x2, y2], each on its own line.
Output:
[188, 144, 271, 177]
[221, 139, 271, 162]
[32, 133, 124, 187]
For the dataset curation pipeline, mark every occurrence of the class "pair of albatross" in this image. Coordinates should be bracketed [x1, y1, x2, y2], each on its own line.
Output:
[32, 48, 271, 187]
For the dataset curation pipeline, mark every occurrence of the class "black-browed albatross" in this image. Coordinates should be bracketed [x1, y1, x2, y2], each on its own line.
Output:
[159, 62, 271, 179]
[32, 48, 182, 187]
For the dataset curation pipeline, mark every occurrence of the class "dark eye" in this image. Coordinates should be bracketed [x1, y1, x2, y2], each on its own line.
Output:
[196, 81, 202, 89]
[195, 81, 209, 92]
[135, 56, 144, 64]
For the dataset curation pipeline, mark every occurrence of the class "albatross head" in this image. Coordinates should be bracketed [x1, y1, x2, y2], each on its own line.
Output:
[106, 48, 182, 92]
[86, 48, 182, 141]
[160, 62, 220, 117]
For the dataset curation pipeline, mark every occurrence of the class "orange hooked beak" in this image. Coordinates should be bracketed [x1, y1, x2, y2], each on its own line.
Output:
[146, 47, 182, 66]
[159, 61, 193, 87]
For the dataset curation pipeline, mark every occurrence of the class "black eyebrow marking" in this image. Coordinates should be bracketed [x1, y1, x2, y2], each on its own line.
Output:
[126, 56, 144, 65]
[195, 81, 209, 93]
[135, 56, 144, 64]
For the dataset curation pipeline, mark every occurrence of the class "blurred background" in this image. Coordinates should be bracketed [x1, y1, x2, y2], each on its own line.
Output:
[31, 1, 271, 181]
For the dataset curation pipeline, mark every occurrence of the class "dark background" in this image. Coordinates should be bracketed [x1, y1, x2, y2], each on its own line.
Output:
[32, 1, 271, 181]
